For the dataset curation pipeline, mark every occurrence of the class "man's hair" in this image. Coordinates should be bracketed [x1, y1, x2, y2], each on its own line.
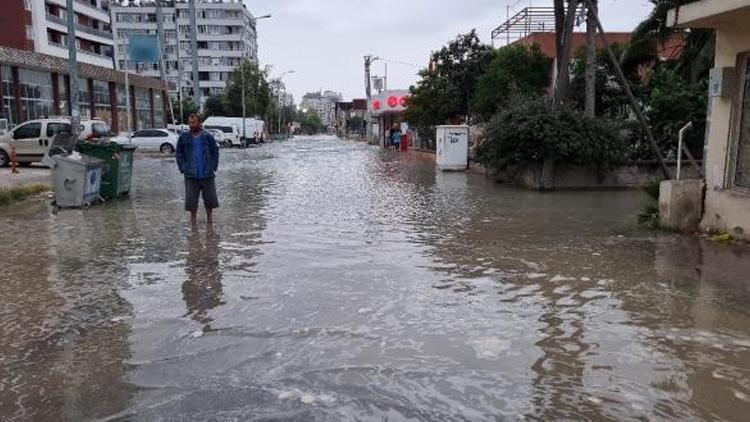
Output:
[188, 113, 201, 122]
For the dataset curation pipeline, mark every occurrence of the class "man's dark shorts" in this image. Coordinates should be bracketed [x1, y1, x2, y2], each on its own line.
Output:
[185, 178, 219, 211]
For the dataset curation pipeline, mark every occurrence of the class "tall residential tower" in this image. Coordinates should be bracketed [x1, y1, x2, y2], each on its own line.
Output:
[110, 0, 258, 106]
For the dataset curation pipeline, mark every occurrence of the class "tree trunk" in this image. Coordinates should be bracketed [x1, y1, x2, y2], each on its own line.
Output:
[554, 0, 580, 106]
[583, 0, 671, 179]
[585, 0, 597, 116]
[553, 0, 566, 74]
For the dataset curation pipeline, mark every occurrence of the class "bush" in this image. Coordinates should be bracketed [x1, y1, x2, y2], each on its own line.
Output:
[0, 184, 50, 207]
[476, 96, 627, 174]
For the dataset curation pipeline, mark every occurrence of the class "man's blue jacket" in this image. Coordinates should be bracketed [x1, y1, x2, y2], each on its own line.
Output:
[176, 129, 219, 179]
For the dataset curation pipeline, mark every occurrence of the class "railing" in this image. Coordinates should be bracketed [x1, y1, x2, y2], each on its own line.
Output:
[47, 40, 113, 61]
[46, 13, 114, 40]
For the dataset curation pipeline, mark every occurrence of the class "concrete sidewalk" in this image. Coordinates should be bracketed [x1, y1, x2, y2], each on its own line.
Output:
[0, 166, 51, 189]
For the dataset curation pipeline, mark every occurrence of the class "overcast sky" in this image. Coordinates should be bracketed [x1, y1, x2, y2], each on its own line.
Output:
[247, 0, 655, 103]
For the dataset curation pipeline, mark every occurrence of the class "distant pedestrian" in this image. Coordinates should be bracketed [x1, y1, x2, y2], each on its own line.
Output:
[176, 114, 220, 224]
[390, 124, 402, 151]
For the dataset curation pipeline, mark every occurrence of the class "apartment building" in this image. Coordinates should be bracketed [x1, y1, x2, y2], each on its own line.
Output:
[110, 0, 258, 106]
[301, 90, 343, 130]
[0, 0, 115, 69]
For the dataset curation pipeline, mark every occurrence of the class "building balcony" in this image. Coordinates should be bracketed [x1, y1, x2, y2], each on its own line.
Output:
[46, 0, 110, 23]
[46, 13, 114, 41]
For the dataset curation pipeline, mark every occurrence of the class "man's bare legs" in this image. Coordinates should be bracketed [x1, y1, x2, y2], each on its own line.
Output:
[190, 210, 198, 225]
[206, 208, 214, 224]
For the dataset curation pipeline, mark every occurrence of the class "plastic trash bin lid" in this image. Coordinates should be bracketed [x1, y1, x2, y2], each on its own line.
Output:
[48, 132, 78, 157]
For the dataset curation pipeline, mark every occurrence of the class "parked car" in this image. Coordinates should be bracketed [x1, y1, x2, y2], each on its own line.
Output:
[0, 118, 73, 166]
[206, 128, 229, 148]
[79, 119, 112, 142]
[204, 124, 240, 147]
[114, 128, 178, 153]
[203, 116, 263, 146]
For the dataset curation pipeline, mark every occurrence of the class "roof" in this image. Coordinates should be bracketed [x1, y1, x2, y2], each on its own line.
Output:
[668, 0, 750, 28]
[0, 46, 173, 91]
[514, 32, 684, 62]
[514, 32, 633, 59]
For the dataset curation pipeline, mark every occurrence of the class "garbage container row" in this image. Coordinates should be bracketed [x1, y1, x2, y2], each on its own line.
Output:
[49, 133, 137, 208]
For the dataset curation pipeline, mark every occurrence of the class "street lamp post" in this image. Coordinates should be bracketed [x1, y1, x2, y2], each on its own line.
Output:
[242, 14, 271, 146]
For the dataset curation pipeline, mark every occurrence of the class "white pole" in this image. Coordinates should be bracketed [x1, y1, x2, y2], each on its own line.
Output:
[125, 59, 132, 144]
[677, 122, 693, 181]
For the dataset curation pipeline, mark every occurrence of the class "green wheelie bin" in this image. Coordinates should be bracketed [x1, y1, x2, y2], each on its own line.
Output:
[77, 141, 137, 199]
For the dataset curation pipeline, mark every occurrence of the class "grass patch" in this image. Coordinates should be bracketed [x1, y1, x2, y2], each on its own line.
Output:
[638, 180, 662, 229]
[0, 184, 50, 207]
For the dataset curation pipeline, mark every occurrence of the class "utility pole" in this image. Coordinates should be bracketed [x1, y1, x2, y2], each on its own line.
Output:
[553, 0, 580, 106]
[155, 0, 175, 126]
[65, 0, 80, 135]
[583, 0, 670, 179]
[553, 0, 566, 76]
[189, 0, 201, 109]
[585, 0, 597, 117]
[156, 1, 166, 82]
[364, 55, 373, 100]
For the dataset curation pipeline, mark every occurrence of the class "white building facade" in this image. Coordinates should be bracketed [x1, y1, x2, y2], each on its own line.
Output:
[110, 0, 258, 105]
[300, 90, 343, 130]
[31, 0, 116, 68]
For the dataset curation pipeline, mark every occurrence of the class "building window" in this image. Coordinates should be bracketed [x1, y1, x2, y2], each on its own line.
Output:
[18, 69, 54, 122]
[25, 25, 34, 41]
[735, 55, 750, 188]
[1, 66, 17, 125]
[24, 0, 32, 11]
[135, 87, 151, 130]
[93, 80, 111, 126]
[77, 76, 91, 119]
[116, 83, 129, 133]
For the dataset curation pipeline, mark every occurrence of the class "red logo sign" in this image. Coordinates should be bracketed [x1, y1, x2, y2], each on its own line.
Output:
[387, 96, 399, 108]
[372, 100, 381, 111]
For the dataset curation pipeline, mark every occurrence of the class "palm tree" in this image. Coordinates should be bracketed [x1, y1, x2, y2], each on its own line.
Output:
[622, 0, 714, 83]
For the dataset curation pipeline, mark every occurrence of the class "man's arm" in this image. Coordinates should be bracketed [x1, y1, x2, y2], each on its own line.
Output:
[206, 132, 219, 172]
[175, 134, 185, 173]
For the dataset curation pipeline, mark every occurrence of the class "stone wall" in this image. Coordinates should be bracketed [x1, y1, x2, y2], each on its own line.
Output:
[493, 160, 702, 190]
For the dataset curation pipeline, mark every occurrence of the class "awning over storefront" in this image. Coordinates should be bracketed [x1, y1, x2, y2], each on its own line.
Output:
[369, 90, 409, 117]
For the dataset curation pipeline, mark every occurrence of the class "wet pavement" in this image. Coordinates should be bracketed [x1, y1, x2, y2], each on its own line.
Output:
[1, 136, 750, 421]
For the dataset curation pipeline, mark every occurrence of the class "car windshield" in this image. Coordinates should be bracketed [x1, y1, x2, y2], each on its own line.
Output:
[207, 126, 234, 133]
[92, 122, 111, 136]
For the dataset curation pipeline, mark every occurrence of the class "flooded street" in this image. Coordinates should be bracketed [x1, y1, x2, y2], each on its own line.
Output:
[2, 137, 750, 421]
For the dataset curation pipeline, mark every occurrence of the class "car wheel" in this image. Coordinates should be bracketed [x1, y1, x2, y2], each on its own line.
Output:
[224, 140, 232, 148]
[0, 150, 9, 167]
[160, 143, 175, 154]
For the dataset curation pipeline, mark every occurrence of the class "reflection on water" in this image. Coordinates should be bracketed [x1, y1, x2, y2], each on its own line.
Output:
[1, 137, 749, 421]
[182, 226, 223, 328]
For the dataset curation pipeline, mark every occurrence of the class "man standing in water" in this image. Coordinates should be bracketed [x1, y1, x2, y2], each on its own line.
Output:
[176, 114, 220, 224]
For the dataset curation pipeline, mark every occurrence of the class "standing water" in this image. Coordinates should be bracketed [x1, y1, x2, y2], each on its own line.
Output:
[1, 137, 749, 421]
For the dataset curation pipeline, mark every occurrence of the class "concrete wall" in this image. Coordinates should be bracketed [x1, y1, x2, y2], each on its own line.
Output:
[494, 161, 701, 190]
[700, 25, 750, 236]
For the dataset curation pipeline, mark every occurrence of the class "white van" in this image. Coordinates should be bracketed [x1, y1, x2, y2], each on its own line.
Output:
[203, 123, 241, 147]
[203, 116, 264, 145]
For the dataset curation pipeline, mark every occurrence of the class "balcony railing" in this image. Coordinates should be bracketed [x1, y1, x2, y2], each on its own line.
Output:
[46, 13, 114, 40]
[48, 40, 114, 62]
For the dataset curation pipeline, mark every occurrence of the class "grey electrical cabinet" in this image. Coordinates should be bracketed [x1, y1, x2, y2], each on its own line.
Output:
[709, 67, 735, 98]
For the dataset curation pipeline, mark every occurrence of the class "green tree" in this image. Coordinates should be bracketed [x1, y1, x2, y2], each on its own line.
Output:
[347, 115, 364, 133]
[298, 111, 324, 135]
[645, 67, 707, 159]
[476, 95, 626, 174]
[405, 30, 494, 134]
[171, 98, 199, 125]
[570, 43, 633, 118]
[223, 60, 274, 121]
[623, 0, 713, 83]
[202, 95, 226, 118]
[471, 43, 552, 122]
